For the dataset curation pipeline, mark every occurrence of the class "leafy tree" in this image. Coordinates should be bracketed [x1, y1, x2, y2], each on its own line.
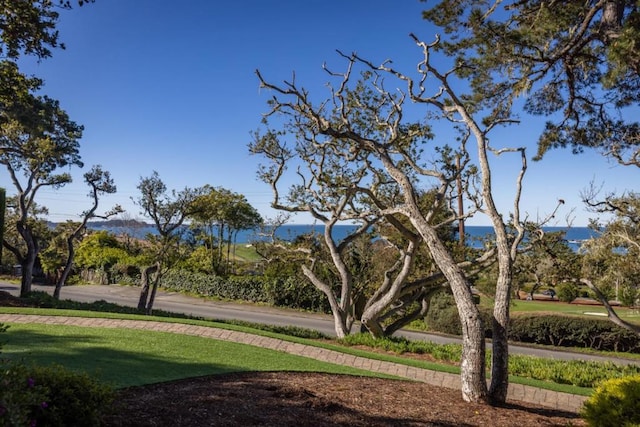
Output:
[0, 0, 94, 61]
[251, 106, 478, 340]
[579, 192, 640, 333]
[422, 0, 639, 162]
[40, 220, 78, 282]
[75, 230, 132, 270]
[418, 0, 638, 402]
[0, 0, 93, 295]
[189, 186, 262, 275]
[134, 171, 200, 314]
[0, 64, 82, 295]
[512, 226, 580, 299]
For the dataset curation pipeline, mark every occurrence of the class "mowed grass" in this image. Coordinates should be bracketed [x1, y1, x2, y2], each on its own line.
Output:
[1, 323, 389, 388]
[511, 300, 640, 322]
[479, 295, 640, 324]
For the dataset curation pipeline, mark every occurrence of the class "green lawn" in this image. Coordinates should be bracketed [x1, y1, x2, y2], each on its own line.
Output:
[478, 295, 640, 324]
[511, 299, 640, 322]
[1, 323, 390, 388]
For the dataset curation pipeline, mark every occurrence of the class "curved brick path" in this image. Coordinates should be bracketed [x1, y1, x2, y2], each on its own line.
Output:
[0, 313, 587, 413]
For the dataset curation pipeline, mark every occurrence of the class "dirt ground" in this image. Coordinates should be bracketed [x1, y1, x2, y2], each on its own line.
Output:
[102, 372, 585, 427]
[1, 291, 586, 426]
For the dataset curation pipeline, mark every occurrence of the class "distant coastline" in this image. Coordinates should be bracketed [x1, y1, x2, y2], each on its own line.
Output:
[77, 221, 597, 249]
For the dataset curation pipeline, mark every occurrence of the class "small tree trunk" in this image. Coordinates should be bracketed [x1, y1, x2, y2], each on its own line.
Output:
[20, 245, 38, 298]
[489, 263, 512, 403]
[54, 239, 76, 300]
[416, 220, 489, 403]
[137, 264, 158, 311]
[459, 307, 488, 403]
[146, 265, 162, 315]
[20, 258, 33, 297]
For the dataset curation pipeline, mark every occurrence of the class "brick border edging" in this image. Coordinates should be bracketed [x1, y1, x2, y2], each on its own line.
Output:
[0, 314, 587, 413]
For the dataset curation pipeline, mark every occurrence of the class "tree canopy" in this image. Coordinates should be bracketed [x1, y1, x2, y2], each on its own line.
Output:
[422, 0, 639, 161]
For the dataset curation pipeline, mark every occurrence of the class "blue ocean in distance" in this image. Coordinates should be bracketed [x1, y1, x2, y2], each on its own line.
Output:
[87, 223, 597, 250]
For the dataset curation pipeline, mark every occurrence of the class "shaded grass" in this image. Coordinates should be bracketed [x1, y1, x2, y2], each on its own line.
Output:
[0, 293, 628, 396]
[0, 309, 593, 396]
[1, 323, 397, 388]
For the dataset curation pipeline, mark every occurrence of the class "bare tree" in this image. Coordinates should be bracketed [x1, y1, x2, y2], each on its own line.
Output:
[579, 186, 640, 335]
[250, 127, 391, 337]
[251, 30, 572, 402]
[53, 165, 121, 299]
[134, 171, 200, 314]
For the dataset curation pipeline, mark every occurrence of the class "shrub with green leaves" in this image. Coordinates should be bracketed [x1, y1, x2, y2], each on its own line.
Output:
[424, 291, 493, 337]
[28, 364, 115, 427]
[0, 323, 7, 354]
[556, 282, 579, 303]
[581, 375, 640, 427]
[160, 269, 329, 312]
[0, 360, 49, 427]
[509, 315, 640, 353]
[0, 360, 114, 427]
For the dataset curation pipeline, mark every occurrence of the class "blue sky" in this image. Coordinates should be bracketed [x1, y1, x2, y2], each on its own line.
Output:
[4, 0, 637, 226]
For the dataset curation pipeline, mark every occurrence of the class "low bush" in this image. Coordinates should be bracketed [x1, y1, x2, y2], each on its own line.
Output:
[0, 360, 114, 427]
[508, 356, 640, 388]
[556, 282, 579, 303]
[581, 375, 640, 427]
[424, 292, 493, 337]
[340, 333, 462, 363]
[263, 276, 330, 313]
[160, 270, 267, 302]
[340, 333, 640, 388]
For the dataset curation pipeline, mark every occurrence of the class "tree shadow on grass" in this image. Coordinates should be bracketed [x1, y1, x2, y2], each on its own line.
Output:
[0, 327, 254, 388]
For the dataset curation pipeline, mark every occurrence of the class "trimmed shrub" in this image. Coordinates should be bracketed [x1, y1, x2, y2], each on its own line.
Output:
[160, 269, 329, 312]
[160, 270, 268, 303]
[509, 315, 640, 353]
[581, 375, 640, 427]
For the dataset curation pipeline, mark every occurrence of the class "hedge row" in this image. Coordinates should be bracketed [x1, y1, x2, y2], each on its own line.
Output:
[160, 270, 268, 303]
[427, 308, 640, 353]
[159, 269, 330, 312]
[509, 315, 640, 353]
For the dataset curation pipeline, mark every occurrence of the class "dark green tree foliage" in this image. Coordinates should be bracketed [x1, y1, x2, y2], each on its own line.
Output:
[0, 0, 93, 295]
[0, 0, 93, 60]
[512, 224, 580, 298]
[0, 61, 83, 296]
[422, 0, 639, 161]
[189, 186, 262, 275]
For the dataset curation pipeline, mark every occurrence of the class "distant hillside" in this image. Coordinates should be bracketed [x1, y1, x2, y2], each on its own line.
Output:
[86, 219, 149, 228]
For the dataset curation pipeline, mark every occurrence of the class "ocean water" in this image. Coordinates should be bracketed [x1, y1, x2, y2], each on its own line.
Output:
[87, 223, 597, 250]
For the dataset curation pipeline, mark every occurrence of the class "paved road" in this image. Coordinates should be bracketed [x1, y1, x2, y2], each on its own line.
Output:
[2, 281, 637, 365]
